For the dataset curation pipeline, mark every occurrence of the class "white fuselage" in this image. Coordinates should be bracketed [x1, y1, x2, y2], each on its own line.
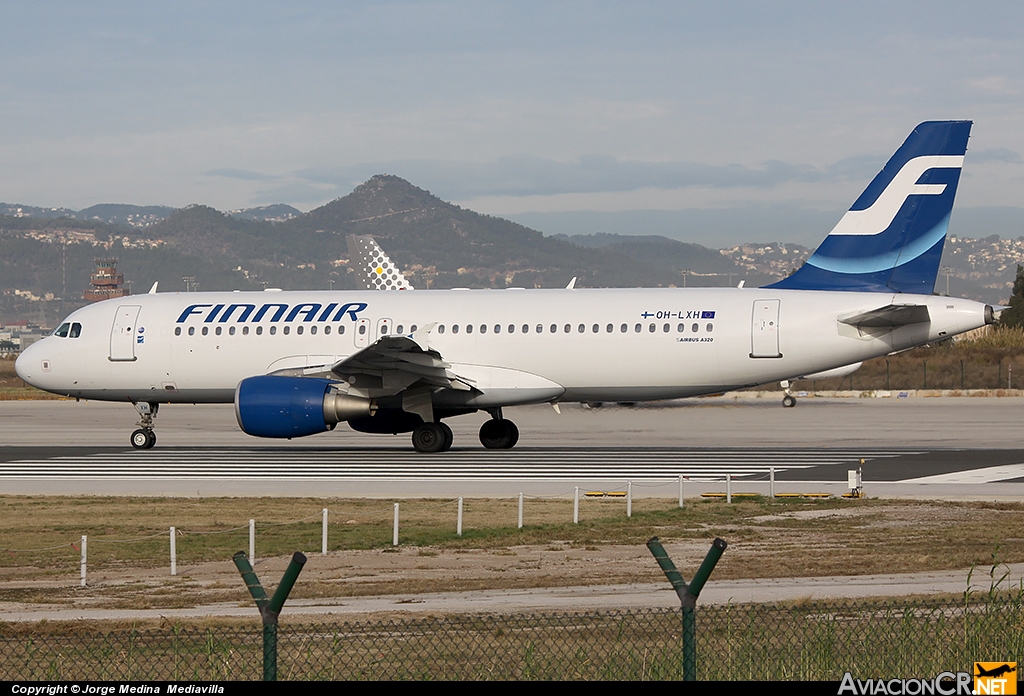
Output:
[16, 287, 989, 407]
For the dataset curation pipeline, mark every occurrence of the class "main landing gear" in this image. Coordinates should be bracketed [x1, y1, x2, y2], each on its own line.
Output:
[479, 410, 519, 450]
[411, 421, 454, 453]
[130, 402, 158, 450]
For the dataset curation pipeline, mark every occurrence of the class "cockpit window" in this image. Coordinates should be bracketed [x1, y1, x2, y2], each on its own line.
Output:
[69, 323, 82, 338]
[54, 323, 70, 338]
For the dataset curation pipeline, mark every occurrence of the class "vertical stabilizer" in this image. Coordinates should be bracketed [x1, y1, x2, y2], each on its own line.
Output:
[769, 121, 972, 293]
[346, 235, 414, 291]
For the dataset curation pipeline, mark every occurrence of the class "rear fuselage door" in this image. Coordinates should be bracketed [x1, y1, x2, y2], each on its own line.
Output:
[109, 304, 141, 362]
[750, 299, 782, 358]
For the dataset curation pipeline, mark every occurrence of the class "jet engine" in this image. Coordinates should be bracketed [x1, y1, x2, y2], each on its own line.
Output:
[234, 375, 373, 438]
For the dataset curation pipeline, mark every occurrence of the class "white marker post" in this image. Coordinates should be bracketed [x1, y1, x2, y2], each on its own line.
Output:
[678, 475, 684, 509]
[170, 527, 176, 576]
[518, 492, 524, 529]
[393, 503, 399, 546]
[573, 487, 579, 524]
[249, 519, 255, 563]
[457, 497, 463, 537]
[80, 535, 87, 587]
[322, 508, 328, 555]
[627, 481, 632, 518]
[770, 467, 776, 498]
[726, 474, 732, 504]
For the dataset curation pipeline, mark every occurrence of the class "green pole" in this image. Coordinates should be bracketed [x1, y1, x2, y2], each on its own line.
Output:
[233, 551, 307, 681]
[646, 537, 727, 681]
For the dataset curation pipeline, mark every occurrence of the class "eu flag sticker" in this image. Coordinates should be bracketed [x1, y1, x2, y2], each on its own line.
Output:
[701, 311, 716, 319]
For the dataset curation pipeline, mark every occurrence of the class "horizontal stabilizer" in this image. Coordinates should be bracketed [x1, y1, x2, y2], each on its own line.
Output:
[839, 304, 930, 328]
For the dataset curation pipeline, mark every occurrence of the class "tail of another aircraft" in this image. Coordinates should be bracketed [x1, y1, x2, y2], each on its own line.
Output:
[346, 235, 414, 290]
[768, 120, 972, 294]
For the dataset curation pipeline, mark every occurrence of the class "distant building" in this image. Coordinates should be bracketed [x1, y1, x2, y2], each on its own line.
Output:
[84, 258, 130, 302]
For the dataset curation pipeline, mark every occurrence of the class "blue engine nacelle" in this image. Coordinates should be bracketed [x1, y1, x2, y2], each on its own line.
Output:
[235, 375, 373, 438]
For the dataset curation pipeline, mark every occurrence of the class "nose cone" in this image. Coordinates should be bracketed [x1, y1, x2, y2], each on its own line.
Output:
[15, 342, 38, 385]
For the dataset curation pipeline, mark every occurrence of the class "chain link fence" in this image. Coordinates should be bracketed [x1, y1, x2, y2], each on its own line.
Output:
[2, 595, 1022, 680]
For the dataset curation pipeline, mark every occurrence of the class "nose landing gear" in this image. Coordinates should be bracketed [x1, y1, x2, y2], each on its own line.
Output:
[130, 402, 158, 450]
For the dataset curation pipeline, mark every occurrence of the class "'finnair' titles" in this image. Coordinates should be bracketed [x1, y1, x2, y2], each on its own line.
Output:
[16, 121, 994, 452]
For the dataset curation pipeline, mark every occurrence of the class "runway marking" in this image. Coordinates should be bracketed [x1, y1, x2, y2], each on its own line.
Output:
[900, 462, 1024, 484]
[0, 448, 915, 480]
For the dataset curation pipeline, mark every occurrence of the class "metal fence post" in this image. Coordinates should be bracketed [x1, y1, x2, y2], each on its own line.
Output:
[457, 497, 463, 537]
[573, 486, 579, 524]
[322, 508, 328, 555]
[627, 480, 632, 517]
[249, 519, 255, 563]
[170, 527, 176, 576]
[518, 492, 523, 529]
[393, 503, 399, 546]
[80, 535, 87, 587]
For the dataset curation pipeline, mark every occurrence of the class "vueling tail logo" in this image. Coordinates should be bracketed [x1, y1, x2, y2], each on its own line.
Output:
[828, 155, 963, 237]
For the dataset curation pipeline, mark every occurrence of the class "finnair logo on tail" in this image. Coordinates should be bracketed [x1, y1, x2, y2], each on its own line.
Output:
[828, 155, 963, 236]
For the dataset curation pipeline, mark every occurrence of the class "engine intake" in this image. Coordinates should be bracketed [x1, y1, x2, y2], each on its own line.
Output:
[235, 375, 372, 438]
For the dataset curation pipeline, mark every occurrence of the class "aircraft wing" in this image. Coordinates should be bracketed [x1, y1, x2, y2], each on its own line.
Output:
[838, 304, 930, 328]
[326, 335, 474, 397]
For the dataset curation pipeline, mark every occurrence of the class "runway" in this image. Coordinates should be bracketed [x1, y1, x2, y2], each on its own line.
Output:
[1, 397, 1023, 496]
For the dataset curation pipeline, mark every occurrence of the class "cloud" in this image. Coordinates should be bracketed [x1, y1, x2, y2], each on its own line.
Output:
[205, 168, 278, 181]
[968, 148, 1022, 164]
[266, 153, 876, 202]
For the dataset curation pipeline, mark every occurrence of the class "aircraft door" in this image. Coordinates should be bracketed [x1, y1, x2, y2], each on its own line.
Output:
[376, 318, 392, 339]
[354, 318, 370, 348]
[109, 304, 142, 362]
[750, 299, 782, 358]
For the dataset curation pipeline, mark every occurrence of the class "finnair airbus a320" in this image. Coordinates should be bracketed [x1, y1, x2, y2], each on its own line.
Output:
[16, 121, 995, 452]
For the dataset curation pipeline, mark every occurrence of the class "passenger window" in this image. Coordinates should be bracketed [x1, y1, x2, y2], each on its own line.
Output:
[296, 326, 303, 335]
[592, 324, 598, 333]
[677, 323, 684, 332]
[229, 326, 236, 336]
[493, 325, 500, 334]
[707, 323, 714, 332]
[324, 326, 331, 335]
[522, 325, 529, 333]
[480, 324, 487, 334]
[256, 326, 263, 335]
[536, 324, 543, 333]
[338, 325, 345, 335]
[620, 324, 627, 333]
[54, 323, 70, 338]
[243, 326, 250, 336]
[270, 326, 277, 335]
[453, 325, 460, 334]
[438, 325, 446, 334]
[189, 327, 195, 336]
[202, 327, 209, 336]
[396, 325, 403, 334]
[410, 325, 417, 332]
[663, 323, 669, 333]
[310, 326, 317, 335]
[284, 326, 291, 335]
[69, 323, 82, 338]
[215, 326, 222, 336]
[692, 323, 699, 332]
[466, 325, 473, 334]
[634, 324, 641, 333]
[175, 327, 182, 336]
[358, 325, 366, 335]
[549, 324, 557, 333]
[607, 324, 613, 333]
[564, 324, 571, 333]
[508, 325, 515, 333]
[648, 323, 655, 332]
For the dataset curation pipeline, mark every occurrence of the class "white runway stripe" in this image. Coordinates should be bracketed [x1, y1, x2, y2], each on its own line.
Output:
[900, 463, 1024, 484]
[0, 448, 913, 480]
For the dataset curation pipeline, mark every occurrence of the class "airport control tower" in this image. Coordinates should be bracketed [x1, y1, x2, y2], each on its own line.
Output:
[84, 258, 130, 302]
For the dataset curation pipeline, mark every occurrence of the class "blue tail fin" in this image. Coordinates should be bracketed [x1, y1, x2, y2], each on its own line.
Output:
[768, 121, 972, 293]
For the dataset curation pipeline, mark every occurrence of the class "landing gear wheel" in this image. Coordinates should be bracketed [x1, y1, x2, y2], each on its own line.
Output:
[131, 429, 155, 450]
[782, 394, 797, 408]
[439, 422, 454, 452]
[479, 419, 520, 449]
[412, 423, 448, 453]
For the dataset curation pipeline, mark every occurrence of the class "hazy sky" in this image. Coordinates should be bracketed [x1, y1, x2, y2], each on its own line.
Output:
[3, 1, 1023, 221]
